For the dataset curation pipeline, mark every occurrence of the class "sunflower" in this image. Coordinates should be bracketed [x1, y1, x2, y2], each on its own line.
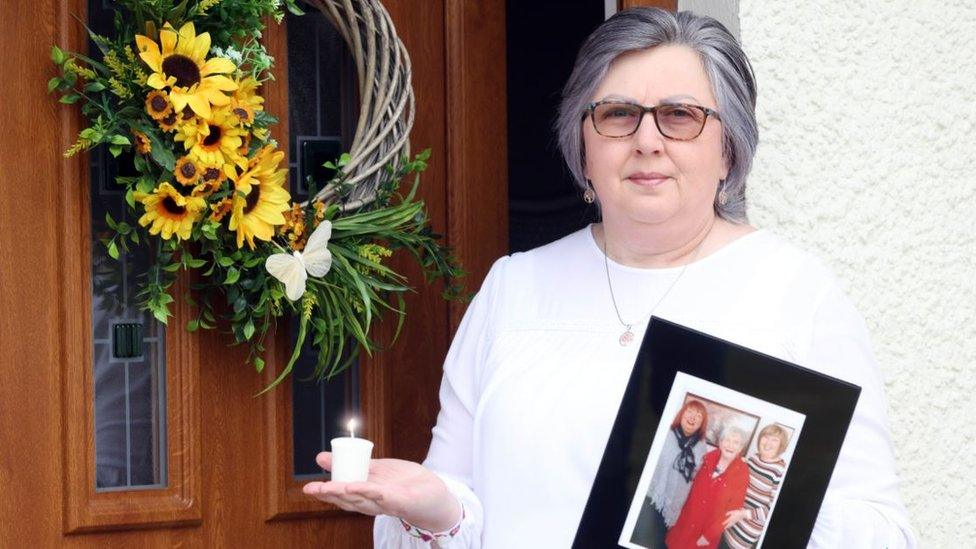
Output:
[237, 131, 252, 157]
[144, 90, 172, 121]
[199, 164, 228, 188]
[133, 182, 206, 241]
[135, 22, 237, 119]
[174, 107, 245, 171]
[132, 129, 152, 154]
[233, 76, 264, 113]
[158, 110, 179, 132]
[174, 156, 201, 186]
[209, 197, 233, 222]
[228, 146, 291, 249]
[228, 98, 255, 126]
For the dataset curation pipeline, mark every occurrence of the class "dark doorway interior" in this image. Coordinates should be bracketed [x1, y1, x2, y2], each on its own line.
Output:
[506, 1, 605, 253]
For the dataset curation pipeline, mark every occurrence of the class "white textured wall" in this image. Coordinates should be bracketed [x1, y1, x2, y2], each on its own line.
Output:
[679, 0, 740, 38]
[738, 1, 976, 545]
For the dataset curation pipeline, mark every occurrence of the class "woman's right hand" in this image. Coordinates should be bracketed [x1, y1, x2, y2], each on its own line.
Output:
[302, 452, 463, 532]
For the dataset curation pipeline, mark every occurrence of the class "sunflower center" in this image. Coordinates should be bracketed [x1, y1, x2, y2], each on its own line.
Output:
[162, 111, 178, 126]
[202, 125, 223, 147]
[234, 108, 249, 120]
[162, 196, 187, 216]
[243, 186, 262, 215]
[162, 54, 201, 88]
[203, 167, 221, 181]
[150, 95, 168, 113]
[179, 162, 197, 179]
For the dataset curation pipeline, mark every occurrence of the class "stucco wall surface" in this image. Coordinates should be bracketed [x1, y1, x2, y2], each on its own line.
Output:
[738, 1, 976, 545]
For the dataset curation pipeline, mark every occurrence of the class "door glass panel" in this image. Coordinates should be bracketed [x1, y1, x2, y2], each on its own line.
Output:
[89, 0, 167, 491]
[286, 8, 361, 479]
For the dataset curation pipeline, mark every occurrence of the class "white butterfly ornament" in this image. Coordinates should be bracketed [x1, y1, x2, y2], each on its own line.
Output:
[265, 219, 334, 301]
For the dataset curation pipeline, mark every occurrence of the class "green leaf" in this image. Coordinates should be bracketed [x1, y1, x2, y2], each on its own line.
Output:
[253, 356, 265, 373]
[107, 240, 119, 260]
[243, 320, 255, 340]
[147, 131, 176, 171]
[84, 81, 107, 93]
[109, 134, 130, 145]
[186, 258, 206, 268]
[109, 145, 122, 157]
[217, 256, 234, 267]
[162, 262, 181, 272]
[284, 0, 306, 16]
[136, 177, 155, 193]
[224, 266, 240, 285]
[104, 212, 117, 230]
[152, 307, 170, 325]
[47, 77, 62, 93]
[51, 45, 66, 65]
[125, 188, 135, 208]
[186, 319, 199, 332]
[59, 94, 81, 104]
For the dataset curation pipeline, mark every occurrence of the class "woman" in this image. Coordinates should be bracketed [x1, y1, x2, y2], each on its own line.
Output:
[720, 424, 791, 549]
[666, 425, 750, 549]
[631, 400, 709, 547]
[302, 8, 916, 548]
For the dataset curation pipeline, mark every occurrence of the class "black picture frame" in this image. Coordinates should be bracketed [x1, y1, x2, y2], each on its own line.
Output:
[572, 317, 861, 548]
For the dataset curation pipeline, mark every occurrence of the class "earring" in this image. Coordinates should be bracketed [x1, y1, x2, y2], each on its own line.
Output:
[717, 180, 728, 206]
[583, 183, 596, 204]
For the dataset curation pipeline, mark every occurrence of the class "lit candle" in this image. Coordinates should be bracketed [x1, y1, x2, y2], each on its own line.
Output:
[330, 418, 374, 482]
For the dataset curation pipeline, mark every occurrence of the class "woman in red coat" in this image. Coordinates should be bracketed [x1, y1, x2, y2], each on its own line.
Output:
[666, 424, 750, 549]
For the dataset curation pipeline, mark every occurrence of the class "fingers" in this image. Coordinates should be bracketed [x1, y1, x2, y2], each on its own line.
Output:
[315, 451, 333, 471]
[302, 480, 386, 516]
[344, 481, 386, 502]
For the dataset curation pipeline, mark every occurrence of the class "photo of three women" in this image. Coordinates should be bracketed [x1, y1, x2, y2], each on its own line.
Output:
[630, 399, 791, 548]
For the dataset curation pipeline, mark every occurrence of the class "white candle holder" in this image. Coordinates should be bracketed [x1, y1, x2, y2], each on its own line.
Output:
[330, 436, 373, 482]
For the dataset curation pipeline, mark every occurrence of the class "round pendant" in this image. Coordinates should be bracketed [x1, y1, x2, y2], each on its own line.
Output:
[619, 330, 635, 346]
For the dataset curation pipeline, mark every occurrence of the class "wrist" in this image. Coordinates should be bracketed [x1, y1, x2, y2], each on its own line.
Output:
[407, 492, 463, 533]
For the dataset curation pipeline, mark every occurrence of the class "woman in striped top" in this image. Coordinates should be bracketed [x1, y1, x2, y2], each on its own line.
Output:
[720, 424, 791, 548]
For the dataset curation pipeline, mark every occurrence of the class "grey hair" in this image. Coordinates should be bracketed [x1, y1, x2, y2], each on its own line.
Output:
[717, 424, 750, 449]
[555, 8, 758, 222]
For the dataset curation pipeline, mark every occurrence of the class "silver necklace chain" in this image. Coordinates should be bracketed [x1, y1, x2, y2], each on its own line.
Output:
[601, 230, 706, 346]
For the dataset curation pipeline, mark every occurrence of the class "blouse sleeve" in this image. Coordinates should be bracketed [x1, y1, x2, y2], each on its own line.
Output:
[373, 257, 509, 548]
[799, 279, 918, 549]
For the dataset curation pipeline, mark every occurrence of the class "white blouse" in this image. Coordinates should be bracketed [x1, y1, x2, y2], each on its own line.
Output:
[374, 225, 917, 548]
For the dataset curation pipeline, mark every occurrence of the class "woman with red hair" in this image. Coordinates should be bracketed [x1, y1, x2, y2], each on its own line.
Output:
[630, 399, 710, 547]
[666, 424, 750, 549]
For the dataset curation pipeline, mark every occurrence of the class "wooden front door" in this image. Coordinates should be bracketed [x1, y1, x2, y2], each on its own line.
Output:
[0, 0, 505, 546]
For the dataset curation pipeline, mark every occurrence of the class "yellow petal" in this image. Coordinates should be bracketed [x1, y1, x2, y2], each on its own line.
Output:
[203, 74, 238, 92]
[160, 27, 178, 56]
[134, 35, 162, 72]
[177, 22, 196, 40]
[200, 57, 236, 77]
[146, 72, 169, 90]
[169, 90, 189, 112]
[191, 32, 212, 62]
[185, 94, 211, 119]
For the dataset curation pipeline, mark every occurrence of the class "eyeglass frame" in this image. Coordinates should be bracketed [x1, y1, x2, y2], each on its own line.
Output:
[583, 100, 722, 141]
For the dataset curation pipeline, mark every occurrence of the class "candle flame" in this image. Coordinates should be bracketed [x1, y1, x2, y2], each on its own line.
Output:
[347, 418, 358, 438]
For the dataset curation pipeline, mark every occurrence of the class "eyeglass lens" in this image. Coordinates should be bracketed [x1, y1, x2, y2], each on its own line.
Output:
[592, 103, 707, 139]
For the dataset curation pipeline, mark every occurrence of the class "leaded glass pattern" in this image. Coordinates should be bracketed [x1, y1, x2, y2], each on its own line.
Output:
[89, 0, 167, 491]
[286, 8, 362, 479]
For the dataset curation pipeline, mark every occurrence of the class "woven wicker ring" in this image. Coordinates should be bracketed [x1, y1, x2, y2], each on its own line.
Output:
[304, 0, 415, 211]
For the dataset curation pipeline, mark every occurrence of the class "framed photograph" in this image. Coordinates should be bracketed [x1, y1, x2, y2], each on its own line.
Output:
[573, 318, 860, 549]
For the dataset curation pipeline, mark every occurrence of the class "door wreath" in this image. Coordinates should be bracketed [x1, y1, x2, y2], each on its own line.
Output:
[49, 0, 462, 390]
